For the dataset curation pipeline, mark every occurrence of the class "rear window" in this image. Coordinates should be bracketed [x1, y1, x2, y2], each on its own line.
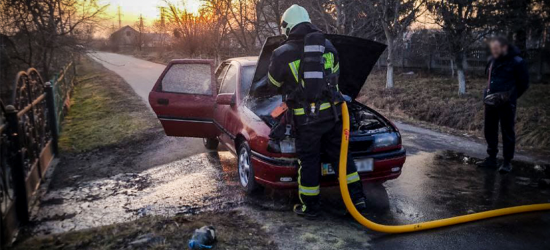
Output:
[240, 66, 255, 97]
[161, 64, 212, 95]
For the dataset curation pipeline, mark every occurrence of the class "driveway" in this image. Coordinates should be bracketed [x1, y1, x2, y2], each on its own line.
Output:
[89, 52, 165, 104]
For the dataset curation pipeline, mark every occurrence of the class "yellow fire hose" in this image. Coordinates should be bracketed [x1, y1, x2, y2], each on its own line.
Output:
[338, 102, 550, 233]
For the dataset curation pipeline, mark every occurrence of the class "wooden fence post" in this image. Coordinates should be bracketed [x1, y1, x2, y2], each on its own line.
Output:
[5, 105, 29, 223]
[45, 82, 59, 155]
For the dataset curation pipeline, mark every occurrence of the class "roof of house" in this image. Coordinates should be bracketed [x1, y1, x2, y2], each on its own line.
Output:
[110, 25, 138, 37]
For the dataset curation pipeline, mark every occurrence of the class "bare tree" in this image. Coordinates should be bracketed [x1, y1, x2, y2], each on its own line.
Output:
[248, 0, 293, 45]
[304, 0, 383, 39]
[364, 0, 425, 89]
[224, 0, 257, 51]
[135, 15, 146, 51]
[408, 29, 449, 73]
[428, 0, 494, 95]
[166, 0, 232, 58]
[0, 0, 107, 80]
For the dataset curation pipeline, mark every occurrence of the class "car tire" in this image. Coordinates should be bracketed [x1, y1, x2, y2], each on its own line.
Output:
[237, 141, 262, 194]
[363, 182, 390, 212]
[203, 138, 219, 150]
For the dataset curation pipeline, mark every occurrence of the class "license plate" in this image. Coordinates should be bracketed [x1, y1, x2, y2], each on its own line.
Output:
[321, 158, 373, 176]
[355, 158, 374, 172]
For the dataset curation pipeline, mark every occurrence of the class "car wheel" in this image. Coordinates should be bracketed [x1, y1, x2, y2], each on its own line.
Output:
[238, 142, 261, 194]
[363, 182, 390, 212]
[203, 138, 219, 150]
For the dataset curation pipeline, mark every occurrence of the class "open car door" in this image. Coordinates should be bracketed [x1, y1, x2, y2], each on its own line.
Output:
[149, 59, 219, 138]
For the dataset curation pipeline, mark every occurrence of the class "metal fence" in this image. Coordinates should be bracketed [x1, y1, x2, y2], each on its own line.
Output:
[377, 47, 550, 78]
[51, 63, 76, 132]
[0, 62, 76, 246]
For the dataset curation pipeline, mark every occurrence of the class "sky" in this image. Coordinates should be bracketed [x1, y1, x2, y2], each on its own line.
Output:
[100, 0, 201, 29]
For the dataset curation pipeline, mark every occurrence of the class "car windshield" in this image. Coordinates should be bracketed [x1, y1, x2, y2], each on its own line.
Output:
[240, 66, 255, 97]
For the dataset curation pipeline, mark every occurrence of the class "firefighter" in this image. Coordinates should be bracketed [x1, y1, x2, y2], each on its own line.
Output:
[266, 4, 367, 217]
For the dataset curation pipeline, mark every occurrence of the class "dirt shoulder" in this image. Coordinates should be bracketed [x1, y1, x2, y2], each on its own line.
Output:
[14, 57, 274, 249]
[13, 211, 275, 250]
[359, 70, 550, 153]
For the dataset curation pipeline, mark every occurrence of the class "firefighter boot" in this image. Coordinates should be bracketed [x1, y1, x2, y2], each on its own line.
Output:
[293, 204, 320, 218]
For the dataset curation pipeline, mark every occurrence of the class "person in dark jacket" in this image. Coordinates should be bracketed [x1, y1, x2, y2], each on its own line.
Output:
[477, 37, 529, 173]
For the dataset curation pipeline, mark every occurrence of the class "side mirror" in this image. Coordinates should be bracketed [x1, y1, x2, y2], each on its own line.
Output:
[216, 93, 235, 106]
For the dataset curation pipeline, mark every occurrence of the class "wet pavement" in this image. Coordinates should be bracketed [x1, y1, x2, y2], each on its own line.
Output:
[28, 53, 550, 249]
[31, 152, 244, 234]
[370, 151, 550, 249]
[32, 144, 550, 249]
[396, 121, 549, 165]
[33, 133, 550, 249]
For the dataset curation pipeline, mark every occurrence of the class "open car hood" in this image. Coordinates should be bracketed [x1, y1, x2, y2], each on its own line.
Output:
[249, 35, 387, 100]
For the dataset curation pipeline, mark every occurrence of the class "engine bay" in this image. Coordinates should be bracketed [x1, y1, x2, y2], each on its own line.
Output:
[348, 102, 390, 136]
[247, 93, 391, 135]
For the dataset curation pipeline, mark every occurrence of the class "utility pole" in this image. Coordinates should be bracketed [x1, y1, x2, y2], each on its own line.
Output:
[160, 7, 166, 48]
[118, 6, 122, 29]
[161, 7, 165, 29]
[139, 14, 144, 51]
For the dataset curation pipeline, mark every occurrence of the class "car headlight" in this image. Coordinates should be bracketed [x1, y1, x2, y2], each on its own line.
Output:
[373, 132, 400, 149]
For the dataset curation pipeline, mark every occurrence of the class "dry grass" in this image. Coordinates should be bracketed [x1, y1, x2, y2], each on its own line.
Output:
[358, 69, 550, 151]
[58, 57, 155, 152]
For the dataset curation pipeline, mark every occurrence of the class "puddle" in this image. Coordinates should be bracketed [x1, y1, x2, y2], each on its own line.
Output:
[438, 150, 549, 178]
[437, 150, 550, 189]
[381, 150, 550, 226]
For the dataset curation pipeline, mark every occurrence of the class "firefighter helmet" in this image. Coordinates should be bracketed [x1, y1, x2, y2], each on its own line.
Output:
[280, 4, 311, 36]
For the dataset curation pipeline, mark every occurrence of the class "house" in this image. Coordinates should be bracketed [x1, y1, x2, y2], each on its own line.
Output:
[108, 25, 171, 49]
[108, 25, 140, 48]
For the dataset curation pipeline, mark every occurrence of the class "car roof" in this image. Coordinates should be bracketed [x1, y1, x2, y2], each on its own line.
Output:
[227, 56, 258, 66]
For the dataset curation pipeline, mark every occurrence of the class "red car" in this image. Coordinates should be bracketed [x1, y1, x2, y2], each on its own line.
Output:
[149, 35, 406, 193]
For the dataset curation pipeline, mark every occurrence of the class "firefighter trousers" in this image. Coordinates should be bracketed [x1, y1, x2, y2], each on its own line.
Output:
[295, 115, 364, 207]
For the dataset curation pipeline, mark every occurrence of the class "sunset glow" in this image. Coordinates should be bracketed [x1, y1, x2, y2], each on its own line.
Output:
[102, 0, 202, 27]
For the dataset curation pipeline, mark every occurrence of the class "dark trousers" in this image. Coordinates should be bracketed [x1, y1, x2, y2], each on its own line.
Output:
[295, 116, 364, 207]
[484, 103, 516, 161]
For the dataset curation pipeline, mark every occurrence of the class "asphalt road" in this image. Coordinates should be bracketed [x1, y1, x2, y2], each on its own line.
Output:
[89, 52, 165, 104]
[82, 52, 550, 249]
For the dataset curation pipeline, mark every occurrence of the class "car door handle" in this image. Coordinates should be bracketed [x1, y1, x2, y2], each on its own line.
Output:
[157, 98, 169, 105]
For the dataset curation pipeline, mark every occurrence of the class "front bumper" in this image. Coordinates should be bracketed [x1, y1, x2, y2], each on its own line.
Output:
[251, 147, 406, 189]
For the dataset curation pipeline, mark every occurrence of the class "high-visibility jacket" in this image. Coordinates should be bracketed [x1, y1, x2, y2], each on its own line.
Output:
[267, 23, 340, 117]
